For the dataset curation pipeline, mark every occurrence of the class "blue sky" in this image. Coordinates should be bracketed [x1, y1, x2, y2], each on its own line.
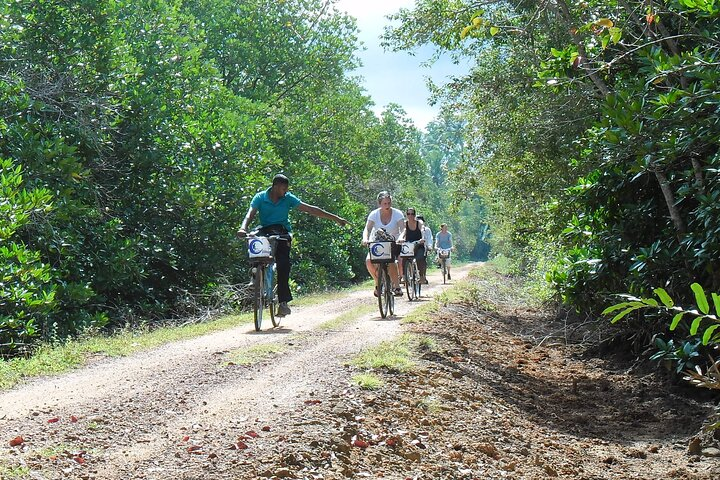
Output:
[334, 0, 468, 131]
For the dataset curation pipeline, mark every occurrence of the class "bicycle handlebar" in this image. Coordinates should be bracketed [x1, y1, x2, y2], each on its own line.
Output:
[239, 231, 290, 242]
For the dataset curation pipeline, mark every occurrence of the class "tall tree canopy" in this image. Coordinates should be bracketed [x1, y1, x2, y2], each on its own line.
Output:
[0, 0, 447, 354]
[383, 0, 720, 309]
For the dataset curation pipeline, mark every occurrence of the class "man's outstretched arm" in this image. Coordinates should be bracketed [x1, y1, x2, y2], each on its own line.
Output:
[298, 203, 348, 226]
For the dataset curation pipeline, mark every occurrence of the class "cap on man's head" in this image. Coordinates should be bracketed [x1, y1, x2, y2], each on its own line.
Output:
[272, 174, 289, 186]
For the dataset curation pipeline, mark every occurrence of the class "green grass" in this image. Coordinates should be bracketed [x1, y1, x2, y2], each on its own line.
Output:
[417, 395, 443, 413]
[318, 304, 376, 330]
[228, 342, 287, 366]
[0, 464, 30, 479]
[401, 299, 440, 325]
[351, 334, 417, 373]
[352, 372, 384, 390]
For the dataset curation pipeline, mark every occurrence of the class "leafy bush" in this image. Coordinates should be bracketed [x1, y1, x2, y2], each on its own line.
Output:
[0, 159, 56, 355]
[604, 282, 720, 380]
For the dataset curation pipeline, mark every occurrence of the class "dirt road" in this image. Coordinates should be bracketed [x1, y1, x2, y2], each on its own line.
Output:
[3, 263, 719, 480]
[1, 265, 468, 479]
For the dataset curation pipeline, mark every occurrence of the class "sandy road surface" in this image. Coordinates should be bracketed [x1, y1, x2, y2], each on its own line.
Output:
[1, 265, 471, 479]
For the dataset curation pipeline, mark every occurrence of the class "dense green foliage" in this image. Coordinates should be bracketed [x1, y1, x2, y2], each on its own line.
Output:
[383, 0, 720, 372]
[0, 0, 481, 355]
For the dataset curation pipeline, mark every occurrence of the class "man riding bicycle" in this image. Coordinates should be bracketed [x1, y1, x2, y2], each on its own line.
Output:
[237, 174, 348, 317]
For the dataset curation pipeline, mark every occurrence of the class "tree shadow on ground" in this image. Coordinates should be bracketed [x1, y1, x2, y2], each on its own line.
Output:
[414, 304, 717, 445]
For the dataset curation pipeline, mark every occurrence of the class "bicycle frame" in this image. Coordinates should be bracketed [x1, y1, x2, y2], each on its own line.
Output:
[399, 241, 421, 301]
[368, 241, 395, 318]
[437, 248, 451, 284]
[245, 234, 289, 331]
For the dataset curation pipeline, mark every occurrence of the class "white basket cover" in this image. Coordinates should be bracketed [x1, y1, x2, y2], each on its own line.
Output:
[399, 242, 416, 257]
[369, 241, 393, 261]
[248, 236, 272, 258]
[438, 248, 451, 258]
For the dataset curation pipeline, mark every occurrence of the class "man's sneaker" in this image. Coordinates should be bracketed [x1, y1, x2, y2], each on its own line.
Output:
[276, 302, 291, 317]
[447, 273, 451, 280]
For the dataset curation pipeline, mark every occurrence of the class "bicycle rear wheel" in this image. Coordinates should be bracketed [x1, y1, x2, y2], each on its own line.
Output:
[404, 261, 414, 301]
[253, 266, 264, 331]
[270, 268, 280, 327]
[413, 261, 421, 299]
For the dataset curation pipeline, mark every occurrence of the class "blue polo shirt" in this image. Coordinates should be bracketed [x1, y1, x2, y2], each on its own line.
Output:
[250, 187, 301, 231]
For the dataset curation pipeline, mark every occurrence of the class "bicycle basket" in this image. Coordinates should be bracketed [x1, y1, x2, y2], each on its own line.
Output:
[399, 242, 416, 257]
[438, 248, 451, 258]
[248, 237, 272, 258]
[369, 241, 393, 263]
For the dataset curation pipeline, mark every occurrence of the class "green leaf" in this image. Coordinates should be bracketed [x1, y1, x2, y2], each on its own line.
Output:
[642, 298, 659, 307]
[602, 302, 633, 315]
[712, 292, 720, 316]
[611, 306, 640, 324]
[489, 26, 500, 36]
[702, 324, 720, 345]
[653, 288, 674, 308]
[690, 316, 703, 336]
[691, 283, 709, 314]
[669, 312, 684, 330]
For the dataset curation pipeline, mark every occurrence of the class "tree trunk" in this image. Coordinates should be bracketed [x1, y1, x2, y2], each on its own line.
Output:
[552, 0, 611, 97]
[653, 169, 686, 235]
[691, 157, 705, 194]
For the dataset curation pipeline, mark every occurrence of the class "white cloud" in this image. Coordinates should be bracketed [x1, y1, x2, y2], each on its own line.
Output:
[334, 0, 466, 131]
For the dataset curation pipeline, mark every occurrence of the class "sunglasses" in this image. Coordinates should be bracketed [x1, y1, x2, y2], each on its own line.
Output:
[406, 212, 415, 216]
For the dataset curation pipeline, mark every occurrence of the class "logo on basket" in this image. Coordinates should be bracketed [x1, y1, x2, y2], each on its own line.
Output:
[401, 243, 412, 255]
[249, 238, 264, 255]
[371, 243, 386, 257]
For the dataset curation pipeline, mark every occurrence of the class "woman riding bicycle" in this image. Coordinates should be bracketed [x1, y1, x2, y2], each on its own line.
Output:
[397, 208, 428, 284]
[237, 174, 348, 317]
[361, 191, 405, 297]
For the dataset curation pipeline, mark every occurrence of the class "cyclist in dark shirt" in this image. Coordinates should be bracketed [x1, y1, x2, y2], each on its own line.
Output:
[397, 207, 428, 284]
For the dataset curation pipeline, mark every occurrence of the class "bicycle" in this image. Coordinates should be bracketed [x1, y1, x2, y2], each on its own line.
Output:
[437, 248, 451, 284]
[243, 233, 290, 331]
[399, 241, 421, 301]
[368, 241, 395, 318]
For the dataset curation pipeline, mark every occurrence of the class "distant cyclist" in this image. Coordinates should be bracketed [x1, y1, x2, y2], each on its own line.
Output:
[416, 215, 434, 277]
[435, 223, 454, 280]
[361, 191, 405, 297]
[237, 174, 348, 317]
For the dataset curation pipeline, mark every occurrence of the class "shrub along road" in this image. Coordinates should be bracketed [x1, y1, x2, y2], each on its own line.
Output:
[1, 263, 719, 479]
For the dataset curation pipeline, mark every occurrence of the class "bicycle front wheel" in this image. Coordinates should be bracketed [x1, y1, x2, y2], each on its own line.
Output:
[386, 267, 395, 316]
[253, 266, 264, 331]
[377, 265, 388, 318]
[441, 258, 447, 284]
